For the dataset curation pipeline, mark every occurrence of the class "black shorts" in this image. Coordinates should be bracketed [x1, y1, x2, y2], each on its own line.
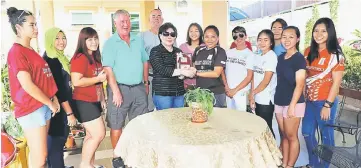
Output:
[74, 100, 101, 123]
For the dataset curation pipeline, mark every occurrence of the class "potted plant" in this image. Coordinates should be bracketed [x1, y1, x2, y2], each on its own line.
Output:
[65, 135, 75, 149]
[184, 87, 215, 123]
[1, 61, 24, 139]
[70, 124, 85, 148]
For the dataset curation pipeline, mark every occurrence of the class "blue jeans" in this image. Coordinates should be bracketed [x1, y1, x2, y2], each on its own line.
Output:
[47, 112, 69, 168]
[302, 98, 338, 168]
[47, 135, 67, 168]
[153, 95, 184, 110]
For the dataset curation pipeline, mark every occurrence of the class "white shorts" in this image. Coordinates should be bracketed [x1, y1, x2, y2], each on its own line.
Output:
[226, 91, 248, 111]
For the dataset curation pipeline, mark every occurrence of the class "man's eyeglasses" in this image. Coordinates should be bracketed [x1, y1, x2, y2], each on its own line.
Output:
[162, 32, 176, 38]
[17, 10, 30, 21]
[232, 33, 245, 40]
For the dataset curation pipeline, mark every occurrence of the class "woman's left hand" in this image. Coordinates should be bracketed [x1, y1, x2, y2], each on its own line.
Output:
[101, 100, 107, 112]
[320, 106, 331, 120]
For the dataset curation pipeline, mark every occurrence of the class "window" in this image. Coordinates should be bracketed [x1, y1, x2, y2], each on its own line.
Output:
[71, 12, 94, 26]
[111, 13, 140, 34]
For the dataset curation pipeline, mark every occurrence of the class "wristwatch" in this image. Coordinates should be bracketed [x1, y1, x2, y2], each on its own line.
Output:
[324, 100, 334, 108]
[143, 80, 150, 85]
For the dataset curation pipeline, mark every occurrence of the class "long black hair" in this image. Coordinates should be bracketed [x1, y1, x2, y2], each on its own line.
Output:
[257, 29, 275, 50]
[307, 17, 342, 64]
[282, 26, 301, 51]
[74, 27, 101, 64]
[271, 18, 288, 29]
[186, 23, 204, 45]
[7, 7, 33, 35]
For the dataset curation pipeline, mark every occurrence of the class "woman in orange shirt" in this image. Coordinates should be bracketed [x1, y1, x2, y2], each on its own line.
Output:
[302, 18, 345, 168]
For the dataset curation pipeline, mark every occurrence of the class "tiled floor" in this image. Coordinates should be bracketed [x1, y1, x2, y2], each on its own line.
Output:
[64, 108, 359, 168]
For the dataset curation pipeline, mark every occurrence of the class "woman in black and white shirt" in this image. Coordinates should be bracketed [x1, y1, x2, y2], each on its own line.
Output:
[192, 25, 228, 108]
[150, 22, 196, 110]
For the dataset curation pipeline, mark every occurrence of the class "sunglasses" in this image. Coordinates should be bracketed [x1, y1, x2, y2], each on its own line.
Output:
[17, 10, 31, 21]
[162, 32, 176, 37]
[232, 33, 245, 40]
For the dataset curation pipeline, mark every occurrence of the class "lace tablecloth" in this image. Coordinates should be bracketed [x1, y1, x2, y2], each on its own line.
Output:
[115, 108, 282, 168]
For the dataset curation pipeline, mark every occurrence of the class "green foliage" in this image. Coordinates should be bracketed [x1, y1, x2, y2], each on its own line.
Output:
[184, 87, 215, 115]
[1, 54, 23, 138]
[1, 64, 12, 112]
[329, 0, 339, 23]
[3, 114, 24, 138]
[304, 5, 320, 48]
[342, 29, 361, 90]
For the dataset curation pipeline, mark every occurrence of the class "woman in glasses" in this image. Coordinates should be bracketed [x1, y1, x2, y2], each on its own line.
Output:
[6, 7, 60, 168]
[149, 22, 196, 110]
[223, 26, 254, 111]
[229, 26, 253, 51]
[193, 25, 228, 107]
[179, 23, 204, 90]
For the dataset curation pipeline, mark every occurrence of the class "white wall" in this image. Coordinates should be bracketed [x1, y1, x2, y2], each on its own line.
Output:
[229, 0, 361, 51]
[155, 1, 203, 46]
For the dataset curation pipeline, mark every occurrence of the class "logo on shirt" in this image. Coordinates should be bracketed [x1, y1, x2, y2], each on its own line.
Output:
[43, 64, 53, 77]
[253, 66, 264, 74]
[207, 55, 213, 60]
[226, 58, 246, 66]
[318, 58, 326, 65]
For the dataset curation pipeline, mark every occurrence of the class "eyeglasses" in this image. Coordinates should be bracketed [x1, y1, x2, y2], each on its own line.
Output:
[232, 33, 245, 40]
[17, 10, 30, 21]
[162, 32, 176, 37]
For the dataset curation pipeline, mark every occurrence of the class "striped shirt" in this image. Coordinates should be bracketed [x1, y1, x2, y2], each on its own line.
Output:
[149, 44, 185, 96]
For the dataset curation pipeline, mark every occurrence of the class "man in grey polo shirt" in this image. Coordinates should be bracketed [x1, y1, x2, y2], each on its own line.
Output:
[140, 8, 163, 112]
[102, 9, 149, 168]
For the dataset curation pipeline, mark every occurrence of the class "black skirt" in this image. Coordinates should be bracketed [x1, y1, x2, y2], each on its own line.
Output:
[74, 100, 101, 123]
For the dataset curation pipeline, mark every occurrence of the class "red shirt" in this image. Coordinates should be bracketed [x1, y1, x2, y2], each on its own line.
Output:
[7, 44, 57, 118]
[304, 47, 345, 101]
[71, 53, 103, 102]
[230, 41, 253, 51]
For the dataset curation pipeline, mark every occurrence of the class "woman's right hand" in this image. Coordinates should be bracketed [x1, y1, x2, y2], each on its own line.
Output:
[249, 93, 256, 113]
[97, 70, 107, 82]
[48, 99, 60, 116]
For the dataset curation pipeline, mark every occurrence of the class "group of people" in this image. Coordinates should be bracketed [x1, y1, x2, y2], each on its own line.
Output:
[6, 5, 344, 168]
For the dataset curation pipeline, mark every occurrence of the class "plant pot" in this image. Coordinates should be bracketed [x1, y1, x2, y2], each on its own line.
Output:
[65, 135, 75, 149]
[74, 137, 85, 148]
[190, 102, 208, 123]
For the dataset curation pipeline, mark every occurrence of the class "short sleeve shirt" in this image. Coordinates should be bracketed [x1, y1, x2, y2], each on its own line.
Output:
[102, 33, 149, 85]
[253, 50, 278, 105]
[140, 31, 160, 57]
[273, 44, 286, 56]
[7, 44, 57, 118]
[193, 46, 227, 94]
[304, 47, 345, 101]
[274, 52, 306, 106]
[71, 53, 103, 102]
[225, 48, 254, 91]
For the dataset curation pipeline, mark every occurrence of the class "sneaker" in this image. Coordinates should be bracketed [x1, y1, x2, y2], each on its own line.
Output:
[65, 166, 74, 168]
[112, 157, 125, 168]
[93, 165, 105, 168]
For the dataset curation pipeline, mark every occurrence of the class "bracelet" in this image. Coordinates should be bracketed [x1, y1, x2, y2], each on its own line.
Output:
[323, 104, 331, 108]
[66, 113, 74, 116]
[325, 100, 334, 108]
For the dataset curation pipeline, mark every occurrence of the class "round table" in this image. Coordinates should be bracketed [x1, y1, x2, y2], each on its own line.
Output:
[115, 108, 282, 168]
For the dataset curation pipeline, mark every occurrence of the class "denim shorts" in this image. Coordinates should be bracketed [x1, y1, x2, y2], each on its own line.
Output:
[17, 105, 52, 130]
